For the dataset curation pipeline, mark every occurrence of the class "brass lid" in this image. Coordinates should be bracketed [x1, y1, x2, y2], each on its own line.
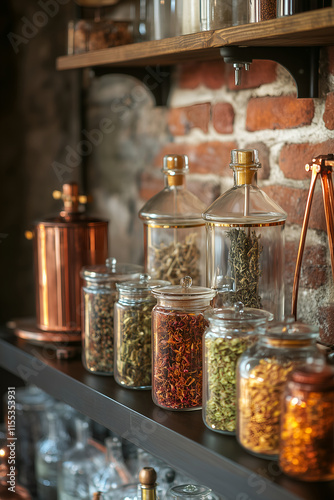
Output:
[162, 154, 188, 186]
[230, 149, 261, 186]
[139, 467, 157, 488]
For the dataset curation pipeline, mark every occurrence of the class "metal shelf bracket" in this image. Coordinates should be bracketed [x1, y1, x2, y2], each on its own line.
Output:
[220, 46, 320, 98]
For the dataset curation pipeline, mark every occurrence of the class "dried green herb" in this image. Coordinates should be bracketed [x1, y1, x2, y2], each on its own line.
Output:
[115, 303, 152, 388]
[205, 336, 255, 433]
[227, 228, 262, 308]
[83, 291, 114, 374]
[149, 233, 201, 285]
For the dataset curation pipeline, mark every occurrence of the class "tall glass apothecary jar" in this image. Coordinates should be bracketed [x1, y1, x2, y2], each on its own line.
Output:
[236, 321, 325, 460]
[279, 364, 334, 482]
[203, 149, 287, 319]
[139, 154, 206, 286]
[151, 276, 216, 411]
[114, 274, 170, 389]
[81, 258, 143, 375]
[203, 303, 273, 435]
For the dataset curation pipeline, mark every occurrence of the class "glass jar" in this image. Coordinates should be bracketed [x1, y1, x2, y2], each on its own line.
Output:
[203, 303, 273, 435]
[139, 154, 206, 286]
[203, 149, 287, 320]
[81, 258, 143, 375]
[236, 321, 325, 459]
[146, 0, 182, 40]
[200, 0, 232, 30]
[151, 276, 216, 411]
[279, 364, 334, 481]
[168, 484, 212, 500]
[249, 0, 277, 22]
[277, 0, 332, 16]
[114, 275, 170, 389]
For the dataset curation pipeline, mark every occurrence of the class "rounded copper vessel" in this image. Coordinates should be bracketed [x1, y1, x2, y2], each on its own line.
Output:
[33, 183, 108, 333]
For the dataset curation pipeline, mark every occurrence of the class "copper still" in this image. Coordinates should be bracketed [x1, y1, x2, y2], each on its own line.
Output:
[33, 183, 108, 335]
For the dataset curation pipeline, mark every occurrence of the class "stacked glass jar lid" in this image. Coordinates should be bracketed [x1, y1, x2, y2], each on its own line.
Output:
[81, 257, 143, 375]
[203, 303, 273, 434]
[114, 274, 170, 389]
[203, 149, 287, 319]
[139, 154, 206, 286]
[236, 320, 325, 459]
[151, 276, 216, 411]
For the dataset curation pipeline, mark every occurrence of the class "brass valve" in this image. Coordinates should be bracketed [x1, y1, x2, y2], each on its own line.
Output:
[53, 183, 92, 214]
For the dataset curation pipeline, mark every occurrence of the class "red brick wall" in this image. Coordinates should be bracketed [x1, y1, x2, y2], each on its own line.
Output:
[138, 50, 334, 344]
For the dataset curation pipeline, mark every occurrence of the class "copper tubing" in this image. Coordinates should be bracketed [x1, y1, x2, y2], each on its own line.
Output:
[292, 155, 334, 319]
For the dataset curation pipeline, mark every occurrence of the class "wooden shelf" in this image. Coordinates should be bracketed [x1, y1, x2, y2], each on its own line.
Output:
[1, 329, 334, 500]
[57, 8, 334, 71]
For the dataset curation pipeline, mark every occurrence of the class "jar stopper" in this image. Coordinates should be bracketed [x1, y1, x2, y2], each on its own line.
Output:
[181, 276, 192, 289]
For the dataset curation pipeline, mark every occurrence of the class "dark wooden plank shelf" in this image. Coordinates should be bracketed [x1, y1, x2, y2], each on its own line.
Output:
[0, 329, 333, 500]
[57, 8, 334, 71]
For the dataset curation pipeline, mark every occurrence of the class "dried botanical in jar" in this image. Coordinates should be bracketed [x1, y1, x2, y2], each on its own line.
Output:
[236, 320, 324, 458]
[280, 365, 334, 481]
[151, 276, 216, 410]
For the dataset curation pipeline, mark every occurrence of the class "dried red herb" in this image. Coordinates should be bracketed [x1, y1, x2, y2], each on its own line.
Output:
[152, 308, 209, 410]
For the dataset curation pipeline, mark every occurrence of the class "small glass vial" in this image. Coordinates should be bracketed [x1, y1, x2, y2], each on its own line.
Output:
[249, 0, 277, 22]
[203, 303, 273, 435]
[280, 364, 334, 481]
[81, 258, 143, 375]
[203, 149, 287, 320]
[236, 321, 325, 459]
[114, 275, 170, 389]
[151, 276, 216, 411]
[139, 154, 206, 286]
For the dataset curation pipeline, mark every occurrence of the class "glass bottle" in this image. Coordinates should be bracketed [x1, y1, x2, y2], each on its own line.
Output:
[139, 467, 157, 500]
[249, 0, 277, 22]
[114, 275, 170, 389]
[58, 418, 106, 500]
[81, 257, 143, 375]
[14, 386, 55, 498]
[203, 303, 273, 435]
[35, 411, 71, 500]
[151, 276, 216, 411]
[89, 437, 134, 497]
[203, 149, 287, 320]
[139, 154, 206, 286]
[279, 364, 334, 481]
[236, 320, 325, 459]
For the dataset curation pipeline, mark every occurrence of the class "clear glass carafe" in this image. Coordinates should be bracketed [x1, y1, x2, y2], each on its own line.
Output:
[89, 436, 134, 497]
[203, 303, 273, 435]
[81, 258, 143, 375]
[58, 418, 106, 500]
[35, 411, 71, 500]
[279, 364, 334, 481]
[151, 276, 216, 410]
[236, 320, 325, 459]
[203, 149, 287, 320]
[139, 154, 206, 286]
[114, 275, 170, 389]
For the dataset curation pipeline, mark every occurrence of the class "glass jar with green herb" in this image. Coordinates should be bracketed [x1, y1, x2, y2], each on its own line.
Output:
[114, 274, 170, 389]
[203, 148, 287, 320]
[203, 303, 273, 435]
[81, 258, 143, 376]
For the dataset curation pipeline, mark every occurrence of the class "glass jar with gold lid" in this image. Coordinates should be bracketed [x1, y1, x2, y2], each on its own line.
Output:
[236, 320, 325, 460]
[139, 154, 206, 286]
[203, 148, 287, 319]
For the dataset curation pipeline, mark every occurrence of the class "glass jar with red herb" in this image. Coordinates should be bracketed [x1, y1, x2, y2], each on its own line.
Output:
[151, 276, 216, 411]
[114, 274, 170, 390]
[279, 364, 334, 481]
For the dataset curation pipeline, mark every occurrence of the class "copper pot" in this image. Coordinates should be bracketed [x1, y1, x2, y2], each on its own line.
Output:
[33, 183, 108, 333]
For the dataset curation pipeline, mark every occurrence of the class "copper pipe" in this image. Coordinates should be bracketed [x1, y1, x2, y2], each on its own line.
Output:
[292, 155, 334, 319]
